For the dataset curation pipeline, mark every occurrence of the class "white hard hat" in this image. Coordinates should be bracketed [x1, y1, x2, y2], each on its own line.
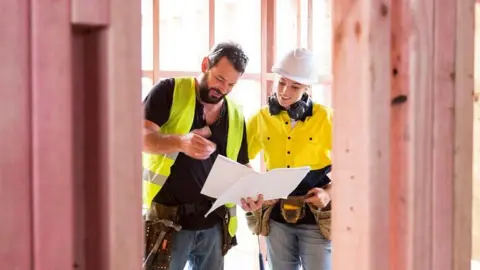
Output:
[271, 48, 318, 86]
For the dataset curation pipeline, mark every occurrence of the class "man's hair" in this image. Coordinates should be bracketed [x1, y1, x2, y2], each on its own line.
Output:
[207, 41, 249, 74]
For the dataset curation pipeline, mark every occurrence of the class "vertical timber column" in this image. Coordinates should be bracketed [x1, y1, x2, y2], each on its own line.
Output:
[452, 0, 475, 268]
[71, 0, 142, 269]
[31, 0, 75, 268]
[0, 1, 33, 269]
[331, 1, 391, 270]
[390, 0, 475, 269]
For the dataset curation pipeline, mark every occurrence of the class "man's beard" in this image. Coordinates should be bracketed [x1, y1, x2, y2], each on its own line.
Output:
[198, 74, 226, 104]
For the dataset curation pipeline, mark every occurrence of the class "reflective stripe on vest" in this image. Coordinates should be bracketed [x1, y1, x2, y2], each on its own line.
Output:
[142, 77, 244, 237]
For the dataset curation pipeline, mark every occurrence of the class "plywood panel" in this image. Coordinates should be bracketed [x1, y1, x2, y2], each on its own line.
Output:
[331, 1, 391, 269]
[0, 1, 32, 269]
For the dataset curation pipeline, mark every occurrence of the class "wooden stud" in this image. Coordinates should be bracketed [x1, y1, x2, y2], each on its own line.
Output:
[71, 0, 109, 26]
[0, 1, 33, 269]
[452, 0, 475, 268]
[331, 0, 391, 269]
[31, 0, 75, 268]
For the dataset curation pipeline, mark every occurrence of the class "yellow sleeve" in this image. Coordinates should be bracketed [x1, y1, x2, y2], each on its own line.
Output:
[246, 113, 262, 161]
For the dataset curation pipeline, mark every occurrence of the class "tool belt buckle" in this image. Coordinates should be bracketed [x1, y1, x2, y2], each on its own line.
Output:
[280, 198, 305, 224]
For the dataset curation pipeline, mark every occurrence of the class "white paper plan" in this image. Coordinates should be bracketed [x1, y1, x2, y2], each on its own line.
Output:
[201, 155, 310, 217]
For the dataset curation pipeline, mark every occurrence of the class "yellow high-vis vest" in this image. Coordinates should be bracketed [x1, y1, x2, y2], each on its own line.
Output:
[142, 77, 244, 237]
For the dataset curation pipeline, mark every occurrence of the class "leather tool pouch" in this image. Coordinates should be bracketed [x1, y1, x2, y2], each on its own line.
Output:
[280, 197, 306, 224]
[307, 202, 332, 240]
[221, 209, 237, 256]
[143, 203, 181, 270]
[246, 209, 262, 235]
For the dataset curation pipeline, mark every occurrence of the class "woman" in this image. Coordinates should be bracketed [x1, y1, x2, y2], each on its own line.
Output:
[244, 48, 333, 270]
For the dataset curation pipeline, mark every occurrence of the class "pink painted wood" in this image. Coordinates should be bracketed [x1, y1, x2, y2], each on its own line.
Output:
[71, 0, 109, 26]
[31, 0, 75, 268]
[1, 0, 141, 269]
[70, 0, 142, 269]
[0, 1, 33, 269]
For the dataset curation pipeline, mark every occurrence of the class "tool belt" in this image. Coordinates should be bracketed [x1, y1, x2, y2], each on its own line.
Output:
[143, 202, 235, 269]
[246, 196, 332, 240]
[143, 202, 182, 270]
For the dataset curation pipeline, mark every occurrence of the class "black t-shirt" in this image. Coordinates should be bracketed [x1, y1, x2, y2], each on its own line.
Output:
[143, 78, 249, 230]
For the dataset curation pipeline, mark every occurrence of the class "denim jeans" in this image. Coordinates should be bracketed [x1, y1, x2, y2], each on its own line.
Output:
[266, 220, 332, 270]
[168, 223, 224, 270]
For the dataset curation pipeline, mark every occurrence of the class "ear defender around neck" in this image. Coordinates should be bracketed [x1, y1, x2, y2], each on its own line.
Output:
[267, 93, 312, 121]
[268, 93, 283, 115]
[287, 93, 311, 121]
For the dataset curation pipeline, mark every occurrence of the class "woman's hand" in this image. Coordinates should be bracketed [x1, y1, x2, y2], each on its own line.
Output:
[240, 194, 264, 212]
[304, 187, 331, 208]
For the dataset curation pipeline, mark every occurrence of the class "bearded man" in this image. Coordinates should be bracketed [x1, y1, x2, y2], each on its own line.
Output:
[142, 42, 263, 270]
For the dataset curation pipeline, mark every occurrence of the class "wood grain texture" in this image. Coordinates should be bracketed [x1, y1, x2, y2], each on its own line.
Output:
[453, 0, 475, 268]
[473, 4, 480, 262]
[432, 0, 456, 267]
[331, 1, 391, 269]
[31, 0, 75, 269]
[391, 0, 435, 270]
[389, 1, 411, 269]
[102, 0, 142, 268]
[71, 0, 109, 26]
[0, 1, 32, 268]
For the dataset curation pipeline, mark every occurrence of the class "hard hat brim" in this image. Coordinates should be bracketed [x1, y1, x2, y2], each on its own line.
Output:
[271, 67, 318, 86]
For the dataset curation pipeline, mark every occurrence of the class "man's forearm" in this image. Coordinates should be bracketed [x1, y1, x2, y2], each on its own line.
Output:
[143, 130, 183, 155]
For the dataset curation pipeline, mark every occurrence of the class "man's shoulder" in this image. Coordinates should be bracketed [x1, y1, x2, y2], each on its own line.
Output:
[157, 77, 176, 89]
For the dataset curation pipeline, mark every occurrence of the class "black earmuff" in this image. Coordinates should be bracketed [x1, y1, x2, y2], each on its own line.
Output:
[268, 93, 283, 115]
[268, 93, 312, 121]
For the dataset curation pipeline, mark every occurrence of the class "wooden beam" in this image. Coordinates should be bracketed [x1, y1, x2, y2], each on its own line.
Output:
[71, 0, 109, 26]
[31, 0, 75, 268]
[71, 0, 142, 269]
[153, 0, 160, 83]
[389, 0, 474, 269]
[0, 1, 32, 269]
[307, 0, 313, 50]
[452, 0, 475, 268]
[331, 1, 391, 270]
[209, 0, 215, 48]
[473, 3, 480, 262]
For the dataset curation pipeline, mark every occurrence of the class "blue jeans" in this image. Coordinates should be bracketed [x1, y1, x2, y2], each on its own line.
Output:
[266, 220, 332, 270]
[168, 223, 224, 270]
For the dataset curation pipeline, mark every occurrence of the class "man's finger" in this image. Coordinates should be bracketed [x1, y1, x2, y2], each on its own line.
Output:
[192, 126, 212, 138]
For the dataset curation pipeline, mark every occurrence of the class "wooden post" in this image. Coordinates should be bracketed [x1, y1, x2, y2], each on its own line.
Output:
[333, 0, 474, 269]
[70, 0, 142, 269]
[0, 1, 32, 269]
[0, 0, 142, 269]
[331, 1, 391, 269]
